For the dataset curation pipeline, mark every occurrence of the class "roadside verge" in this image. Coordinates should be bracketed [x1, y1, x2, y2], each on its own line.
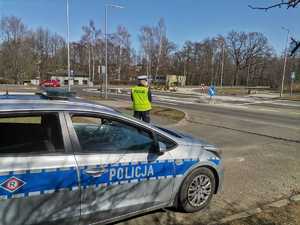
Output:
[87, 99, 186, 126]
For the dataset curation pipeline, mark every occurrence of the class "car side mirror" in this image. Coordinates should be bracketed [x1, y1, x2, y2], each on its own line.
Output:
[158, 142, 167, 154]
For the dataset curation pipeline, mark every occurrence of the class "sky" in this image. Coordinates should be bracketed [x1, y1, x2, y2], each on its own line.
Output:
[1, 0, 299, 54]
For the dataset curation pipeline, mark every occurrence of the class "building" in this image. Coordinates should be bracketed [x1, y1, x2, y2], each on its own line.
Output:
[30, 78, 40, 86]
[154, 75, 186, 87]
[50, 74, 92, 86]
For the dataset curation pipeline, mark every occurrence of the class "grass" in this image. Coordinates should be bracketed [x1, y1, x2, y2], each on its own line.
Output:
[279, 95, 300, 101]
[290, 83, 300, 93]
[0, 116, 41, 124]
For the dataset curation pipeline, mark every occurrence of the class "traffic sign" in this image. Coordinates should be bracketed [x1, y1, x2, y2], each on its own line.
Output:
[101, 66, 106, 75]
[208, 86, 216, 97]
[291, 72, 296, 80]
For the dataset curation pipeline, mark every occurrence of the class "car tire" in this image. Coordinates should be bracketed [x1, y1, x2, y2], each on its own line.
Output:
[178, 167, 215, 213]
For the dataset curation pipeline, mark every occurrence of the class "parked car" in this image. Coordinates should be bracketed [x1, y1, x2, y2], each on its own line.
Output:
[39, 79, 60, 87]
[0, 92, 223, 225]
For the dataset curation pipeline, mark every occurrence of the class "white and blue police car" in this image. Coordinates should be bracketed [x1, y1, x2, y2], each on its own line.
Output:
[0, 90, 223, 225]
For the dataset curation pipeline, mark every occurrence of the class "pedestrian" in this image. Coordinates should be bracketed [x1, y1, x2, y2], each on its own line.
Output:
[131, 75, 152, 123]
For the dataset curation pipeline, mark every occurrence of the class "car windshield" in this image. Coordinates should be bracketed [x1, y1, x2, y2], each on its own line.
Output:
[155, 126, 182, 138]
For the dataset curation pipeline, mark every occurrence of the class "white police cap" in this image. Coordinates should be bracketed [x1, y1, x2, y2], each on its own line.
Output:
[137, 75, 148, 80]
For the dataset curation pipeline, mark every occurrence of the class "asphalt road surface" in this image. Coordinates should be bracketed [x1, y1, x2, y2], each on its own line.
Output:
[74, 87, 300, 225]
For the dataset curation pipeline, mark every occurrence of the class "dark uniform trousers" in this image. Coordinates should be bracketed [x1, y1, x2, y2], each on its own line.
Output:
[133, 110, 150, 123]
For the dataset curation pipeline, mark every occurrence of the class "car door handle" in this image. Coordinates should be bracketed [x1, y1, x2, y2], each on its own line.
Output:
[85, 168, 106, 177]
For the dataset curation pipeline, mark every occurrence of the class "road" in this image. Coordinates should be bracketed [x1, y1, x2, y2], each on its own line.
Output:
[76, 87, 300, 224]
[2, 85, 299, 224]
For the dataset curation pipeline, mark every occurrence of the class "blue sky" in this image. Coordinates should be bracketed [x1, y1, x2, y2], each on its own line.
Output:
[1, 0, 299, 54]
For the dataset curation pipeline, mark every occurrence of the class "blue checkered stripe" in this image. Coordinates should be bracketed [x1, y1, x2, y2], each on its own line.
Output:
[0, 159, 199, 199]
[0, 167, 78, 200]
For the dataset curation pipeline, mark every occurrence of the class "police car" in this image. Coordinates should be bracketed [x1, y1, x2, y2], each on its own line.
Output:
[0, 91, 223, 225]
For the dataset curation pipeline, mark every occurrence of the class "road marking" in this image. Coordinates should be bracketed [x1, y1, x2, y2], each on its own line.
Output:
[239, 100, 275, 106]
[224, 157, 245, 162]
[0, 92, 34, 95]
[155, 101, 178, 106]
[240, 100, 300, 108]
[156, 98, 194, 104]
[257, 108, 279, 113]
[238, 157, 245, 162]
[219, 104, 249, 109]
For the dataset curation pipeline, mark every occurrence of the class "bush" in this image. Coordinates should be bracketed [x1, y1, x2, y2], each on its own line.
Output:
[0, 78, 14, 84]
[110, 80, 135, 85]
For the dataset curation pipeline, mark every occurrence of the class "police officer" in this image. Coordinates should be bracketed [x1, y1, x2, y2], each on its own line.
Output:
[131, 75, 152, 123]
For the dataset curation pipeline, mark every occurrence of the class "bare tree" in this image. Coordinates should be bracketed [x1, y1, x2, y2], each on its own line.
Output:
[0, 16, 30, 83]
[290, 37, 300, 56]
[139, 26, 154, 76]
[139, 18, 175, 79]
[249, 0, 300, 10]
[249, 0, 300, 70]
[226, 31, 272, 86]
[111, 25, 131, 80]
[81, 20, 101, 81]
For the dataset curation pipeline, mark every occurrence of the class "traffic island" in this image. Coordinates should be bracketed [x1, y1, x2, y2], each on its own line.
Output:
[87, 99, 186, 126]
[121, 105, 186, 126]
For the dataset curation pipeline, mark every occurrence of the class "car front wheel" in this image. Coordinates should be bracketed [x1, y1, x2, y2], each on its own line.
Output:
[178, 167, 215, 213]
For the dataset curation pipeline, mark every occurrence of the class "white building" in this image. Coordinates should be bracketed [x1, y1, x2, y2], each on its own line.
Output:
[50, 75, 92, 86]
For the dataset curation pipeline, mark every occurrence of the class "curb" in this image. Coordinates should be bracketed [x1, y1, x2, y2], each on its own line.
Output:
[208, 194, 300, 225]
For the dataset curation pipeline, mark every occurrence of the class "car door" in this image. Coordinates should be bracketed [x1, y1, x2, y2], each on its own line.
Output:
[0, 112, 81, 225]
[64, 112, 176, 224]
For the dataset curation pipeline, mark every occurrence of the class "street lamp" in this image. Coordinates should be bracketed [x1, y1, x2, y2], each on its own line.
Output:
[280, 27, 290, 97]
[105, 4, 124, 99]
[66, 0, 71, 91]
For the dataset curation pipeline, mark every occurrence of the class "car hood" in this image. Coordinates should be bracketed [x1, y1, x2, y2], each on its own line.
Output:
[175, 130, 221, 157]
[156, 126, 209, 146]
[177, 131, 209, 146]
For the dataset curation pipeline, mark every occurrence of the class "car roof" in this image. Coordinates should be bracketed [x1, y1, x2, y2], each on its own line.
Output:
[0, 97, 118, 115]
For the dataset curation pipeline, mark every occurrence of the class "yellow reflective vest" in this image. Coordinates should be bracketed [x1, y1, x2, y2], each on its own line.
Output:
[131, 86, 152, 111]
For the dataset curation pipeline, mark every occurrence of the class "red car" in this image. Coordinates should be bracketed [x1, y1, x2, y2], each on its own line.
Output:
[40, 80, 60, 88]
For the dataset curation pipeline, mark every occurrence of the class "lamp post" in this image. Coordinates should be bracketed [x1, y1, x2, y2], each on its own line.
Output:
[220, 41, 225, 88]
[66, 0, 71, 91]
[105, 4, 124, 99]
[280, 27, 290, 97]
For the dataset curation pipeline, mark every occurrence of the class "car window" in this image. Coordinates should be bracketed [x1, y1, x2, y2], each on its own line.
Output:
[155, 126, 182, 138]
[0, 113, 65, 155]
[157, 135, 177, 150]
[71, 115, 155, 153]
